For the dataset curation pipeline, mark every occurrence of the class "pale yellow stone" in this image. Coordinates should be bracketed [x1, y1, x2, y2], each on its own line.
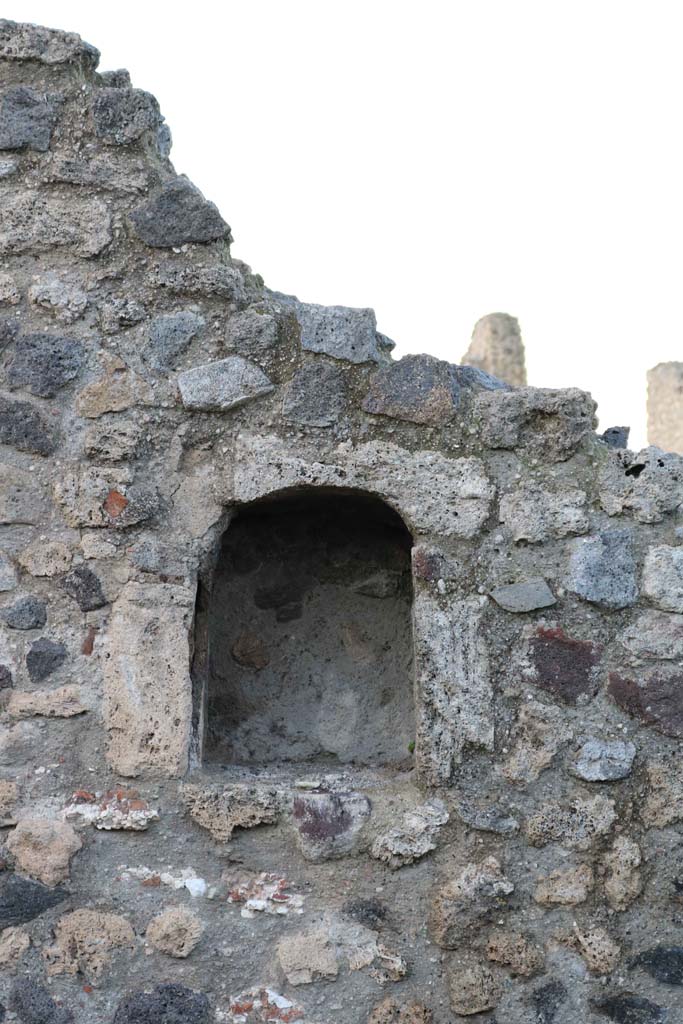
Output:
[44, 909, 134, 978]
[146, 907, 202, 958]
[8, 686, 86, 719]
[18, 540, 72, 577]
[7, 817, 82, 886]
[0, 927, 30, 966]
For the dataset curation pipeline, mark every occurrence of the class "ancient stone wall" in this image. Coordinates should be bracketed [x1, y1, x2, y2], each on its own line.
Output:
[461, 313, 527, 388]
[648, 361, 683, 454]
[1, 18, 683, 1024]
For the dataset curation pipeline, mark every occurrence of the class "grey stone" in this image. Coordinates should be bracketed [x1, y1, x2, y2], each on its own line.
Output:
[642, 545, 683, 612]
[2, 595, 46, 630]
[619, 610, 683, 659]
[489, 578, 556, 613]
[0, 398, 58, 455]
[92, 87, 161, 145]
[28, 274, 88, 323]
[456, 800, 520, 835]
[226, 309, 279, 354]
[113, 984, 211, 1024]
[178, 356, 273, 412]
[0, 465, 48, 525]
[130, 177, 230, 248]
[532, 980, 568, 1024]
[9, 978, 73, 1024]
[26, 638, 68, 681]
[60, 565, 106, 611]
[633, 946, 683, 985]
[0, 873, 67, 928]
[5, 332, 84, 397]
[455, 364, 509, 390]
[363, 354, 461, 425]
[566, 529, 639, 609]
[0, 18, 99, 65]
[145, 310, 205, 370]
[601, 426, 630, 449]
[154, 260, 246, 300]
[0, 551, 18, 591]
[570, 738, 637, 781]
[0, 665, 11, 688]
[476, 386, 597, 462]
[0, 86, 59, 152]
[599, 447, 683, 524]
[593, 993, 664, 1023]
[275, 295, 384, 363]
[282, 360, 348, 426]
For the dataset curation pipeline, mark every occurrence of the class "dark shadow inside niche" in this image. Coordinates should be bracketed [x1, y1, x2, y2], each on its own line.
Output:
[203, 489, 415, 768]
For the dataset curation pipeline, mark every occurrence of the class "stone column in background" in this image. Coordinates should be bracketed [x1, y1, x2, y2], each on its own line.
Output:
[462, 312, 527, 387]
[647, 362, 683, 454]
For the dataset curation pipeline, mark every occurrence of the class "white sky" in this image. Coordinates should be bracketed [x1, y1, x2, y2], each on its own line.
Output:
[11, 0, 683, 447]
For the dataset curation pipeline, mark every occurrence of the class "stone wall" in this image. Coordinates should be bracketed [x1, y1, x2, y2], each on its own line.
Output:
[1, 17, 683, 1024]
[461, 313, 527, 388]
[648, 361, 683, 454]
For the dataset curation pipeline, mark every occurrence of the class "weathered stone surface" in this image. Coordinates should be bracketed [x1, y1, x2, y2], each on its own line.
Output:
[0, 398, 58, 455]
[146, 907, 202, 958]
[0, 190, 112, 257]
[528, 626, 601, 704]
[604, 836, 643, 911]
[93, 87, 161, 144]
[486, 929, 544, 977]
[593, 993, 665, 1024]
[430, 857, 514, 947]
[447, 960, 501, 1016]
[5, 331, 84, 397]
[455, 800, 519, 835]
[28, 274, 87, 323]
[0, 874, 67, 928]
[363, 355, 460, 425]
[368, 998, 432, 1024]
[75, 353, 153, 418]
[476, 386, 597, 461]
[463, 312, 526, 387]
[19, 540, 72, 578]
[44, 909, 135, 978]
[0, 86, 59, 152]
[566, 529, 639, 609]
[569, 738, 636, 781]
[8, 685, 86, 718]
[0, 925, 29, 966]
[642, 544, 683, 612]
[524, 795, 616, 849]
[103, 582, 194, 777]
[618, 609, 683, 659]
[283, 297, 383, 363]
[0, 271, 20, 304]
[227, 309, 279, 354]
[503, 699, 573, 783]
[178, 356, 273, 411]
[60, 565, 106, 611]
[277, 927, 339, 985]
[6, 818, 81, 886]
[230, 632, 270, 670]
[9, 977, 73, 1024]
[608, 670, 683, 738]
[84, 419, 141, 462]
[600, 447, 683, 523]
[371, 799, 448, 869]
[0, 664, 12, 688]
[2, 595, 46, 630]
[282, 359, 348, 426]
[534, 863, 593, 905]
[640, 759, 683, 827]
[0, 551, 18, 591]
[414, 594, 493, 785]
[490, 578, 556, 613]
[154, 259, 246, 299]
[292, 791, 370, 861]
[634, 946, 683, 985]
[130, 177, 230, 247]
[573, 926, 621, 974]
[500, 484, 589, 543]
[145, 310, 205, 370]
[182, 783, 279, 842]
[0, 18, 97, 65]
[113, 984, 211, 1024]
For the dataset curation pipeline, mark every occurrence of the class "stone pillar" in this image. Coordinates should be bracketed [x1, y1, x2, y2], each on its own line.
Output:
[647, 362, 683, 454]
[462, 312, 527, 387]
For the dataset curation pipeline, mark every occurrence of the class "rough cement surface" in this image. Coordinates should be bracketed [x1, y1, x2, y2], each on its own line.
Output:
[0, 16, 682, 1024]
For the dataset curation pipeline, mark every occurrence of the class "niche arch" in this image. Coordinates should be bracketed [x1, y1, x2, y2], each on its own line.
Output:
[194, 487, 416, 769]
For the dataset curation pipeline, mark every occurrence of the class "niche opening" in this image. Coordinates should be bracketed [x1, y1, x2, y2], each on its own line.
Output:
[202, 490, 415, 768]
